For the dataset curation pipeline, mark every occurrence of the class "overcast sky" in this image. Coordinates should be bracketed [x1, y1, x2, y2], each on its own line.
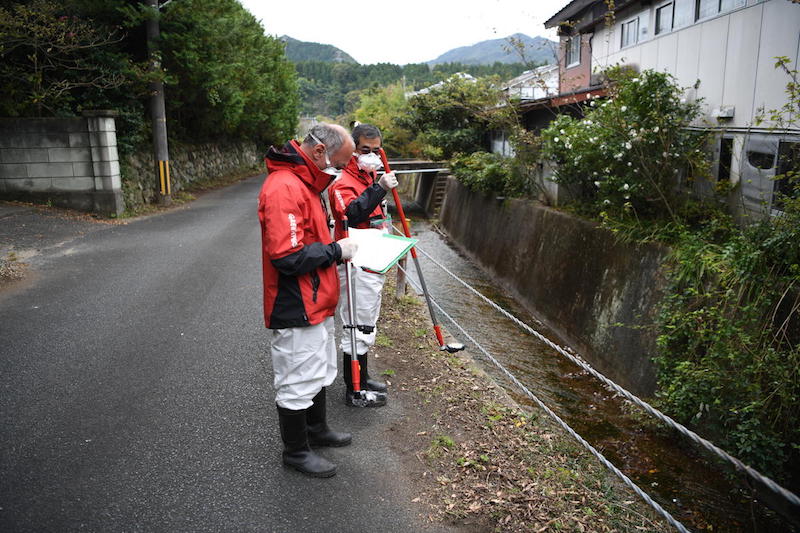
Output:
[237, 0, 565, 65]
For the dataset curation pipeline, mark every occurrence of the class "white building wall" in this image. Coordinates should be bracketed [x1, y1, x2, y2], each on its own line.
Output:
[590, 0, 799, 131]
[721, 6, 762, 129]
[752, 0, 800, 124]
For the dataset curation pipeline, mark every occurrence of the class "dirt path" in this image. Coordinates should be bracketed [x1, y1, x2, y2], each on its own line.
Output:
[373, 275, 671, 532]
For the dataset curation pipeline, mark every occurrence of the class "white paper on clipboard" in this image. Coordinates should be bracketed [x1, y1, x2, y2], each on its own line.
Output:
[345, 227, 418, 274]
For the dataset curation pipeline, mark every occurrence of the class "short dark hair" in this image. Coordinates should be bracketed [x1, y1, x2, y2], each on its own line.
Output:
[352, 123, 381, 146]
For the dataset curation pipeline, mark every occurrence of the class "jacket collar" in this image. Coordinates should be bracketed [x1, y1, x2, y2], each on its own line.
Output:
[265, 140, 334, 194]
[342, 156, 376, 186]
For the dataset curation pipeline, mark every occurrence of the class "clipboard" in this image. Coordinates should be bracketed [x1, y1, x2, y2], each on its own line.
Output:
[346, 228, 418, 274]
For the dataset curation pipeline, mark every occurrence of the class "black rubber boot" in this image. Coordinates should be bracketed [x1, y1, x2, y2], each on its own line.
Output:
[358, 352, 388, 392]
[343, 352, 387, 408]
[307, 388, 352, 447]
[276, 405, 336, 478]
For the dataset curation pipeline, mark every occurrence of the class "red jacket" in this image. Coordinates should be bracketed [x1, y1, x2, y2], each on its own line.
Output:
[328, 157, 387, 241]
[258, 140, 342, 329]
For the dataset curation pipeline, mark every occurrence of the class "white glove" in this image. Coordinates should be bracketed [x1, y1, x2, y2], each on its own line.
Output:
[378, 171, 398, 191]
[337, 237, 358, 261]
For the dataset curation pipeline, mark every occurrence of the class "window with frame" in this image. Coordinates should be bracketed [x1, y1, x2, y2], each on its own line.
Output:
[773, 141, 800, 213]
[695, 0, 746, 21]
[565, 36, 581, 67]
[673, 0, 694, 28]
[717, 137, 733, 183]
[621, 17, 640, 48]
[655, 2, 674, 34]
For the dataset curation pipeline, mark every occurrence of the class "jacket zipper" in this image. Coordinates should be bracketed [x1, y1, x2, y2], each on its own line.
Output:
[310, 269, 320, 303]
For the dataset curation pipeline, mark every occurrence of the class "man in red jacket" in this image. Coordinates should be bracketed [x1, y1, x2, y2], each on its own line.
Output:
[328, 123, 398, 408]
[258, 123, 357, 478]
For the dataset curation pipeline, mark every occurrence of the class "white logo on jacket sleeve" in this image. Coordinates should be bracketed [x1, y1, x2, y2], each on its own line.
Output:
[335, 190, 346, 212]
[288, 213, 298, 247]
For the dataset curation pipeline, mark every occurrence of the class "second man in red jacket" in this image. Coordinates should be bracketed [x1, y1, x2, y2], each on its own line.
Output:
[328, 123, 398, 408]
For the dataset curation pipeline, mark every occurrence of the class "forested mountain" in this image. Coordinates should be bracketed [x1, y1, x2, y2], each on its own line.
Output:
[428, 33, 557, 66]
[294, 61, 533, 119]
[280, 35, 357, 64]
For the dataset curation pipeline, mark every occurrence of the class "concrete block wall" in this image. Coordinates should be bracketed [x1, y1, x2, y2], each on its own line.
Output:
[0, 112, 123, 215]
[440, 178, 667, 396]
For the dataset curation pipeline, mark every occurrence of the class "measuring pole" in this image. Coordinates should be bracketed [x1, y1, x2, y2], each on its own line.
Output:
[145, 0, 171, 205]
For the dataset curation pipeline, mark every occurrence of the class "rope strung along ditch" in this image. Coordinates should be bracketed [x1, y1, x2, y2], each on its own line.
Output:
[402, 233, 800, 513]
[395, 262, 691, 533]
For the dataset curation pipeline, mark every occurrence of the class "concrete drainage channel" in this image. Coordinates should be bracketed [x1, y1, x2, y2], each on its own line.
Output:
[401, 219, 796, 533]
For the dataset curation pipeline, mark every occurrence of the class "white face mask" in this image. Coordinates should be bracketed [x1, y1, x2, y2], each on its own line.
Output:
[356, 152, 383, 173]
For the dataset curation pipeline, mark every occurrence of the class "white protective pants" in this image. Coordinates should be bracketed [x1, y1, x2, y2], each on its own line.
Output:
[337, 263, 385, 356]
[270, 316, 337, 410]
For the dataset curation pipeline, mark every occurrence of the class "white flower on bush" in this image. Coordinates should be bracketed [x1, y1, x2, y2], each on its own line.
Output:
[554, 137, 560, 143]
[583, 120, 593, 125]
[594, 181, 601, 187]
[560, 129, 566, 135]
[603, 199, 611, 205]
[662, 152, 669, 158]
[623, 183, 630, 190]
[632, 78, 639, 83]
[620, 105, 627, 112]
[614, 153, 623, 160]
[624, 142, 632, 149]
[627, 161, 632, 166]
[653, 126, 660, 133]
[624, 194, 630, 200]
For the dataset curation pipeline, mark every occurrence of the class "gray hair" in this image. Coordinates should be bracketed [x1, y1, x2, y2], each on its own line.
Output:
[303, 123, 345, 154]
[351, 123, 382, 145]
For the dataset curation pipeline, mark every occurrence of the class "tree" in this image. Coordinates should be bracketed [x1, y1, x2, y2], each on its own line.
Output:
[159, 0, 297, 145]
[0, 0, 133, 116]
[352, 84, 418, 157]
[398, 74, 516, 160]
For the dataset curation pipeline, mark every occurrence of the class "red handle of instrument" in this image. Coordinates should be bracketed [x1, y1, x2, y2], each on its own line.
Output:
[351, 359, 361, 392]
[379, 149, 418, 259]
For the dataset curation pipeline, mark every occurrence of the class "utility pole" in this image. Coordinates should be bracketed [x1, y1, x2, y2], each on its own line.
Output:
[145, 0, 171, 205]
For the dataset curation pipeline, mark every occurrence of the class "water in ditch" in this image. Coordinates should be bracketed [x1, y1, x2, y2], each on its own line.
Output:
[401, 218, 795, 533]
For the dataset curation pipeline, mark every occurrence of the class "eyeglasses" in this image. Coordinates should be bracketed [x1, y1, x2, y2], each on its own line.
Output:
[308, 132, 335, 169]
[358, 147, 382, 155]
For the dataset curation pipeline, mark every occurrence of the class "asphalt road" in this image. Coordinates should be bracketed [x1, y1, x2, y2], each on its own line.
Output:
[0, 176, 451, 532]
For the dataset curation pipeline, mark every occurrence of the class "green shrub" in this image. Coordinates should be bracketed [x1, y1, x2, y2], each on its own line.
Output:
[654, 208, 800, 478]
[450, 151, 514, 196]
[541, 67, 710, 220]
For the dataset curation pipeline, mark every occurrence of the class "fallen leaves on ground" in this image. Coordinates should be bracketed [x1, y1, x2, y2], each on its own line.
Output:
[375, 275, 670, 532]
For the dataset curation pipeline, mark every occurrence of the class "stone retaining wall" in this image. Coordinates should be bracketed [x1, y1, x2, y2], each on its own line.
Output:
[122, 141, 260, 209]
[439, 178, 668, 396]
